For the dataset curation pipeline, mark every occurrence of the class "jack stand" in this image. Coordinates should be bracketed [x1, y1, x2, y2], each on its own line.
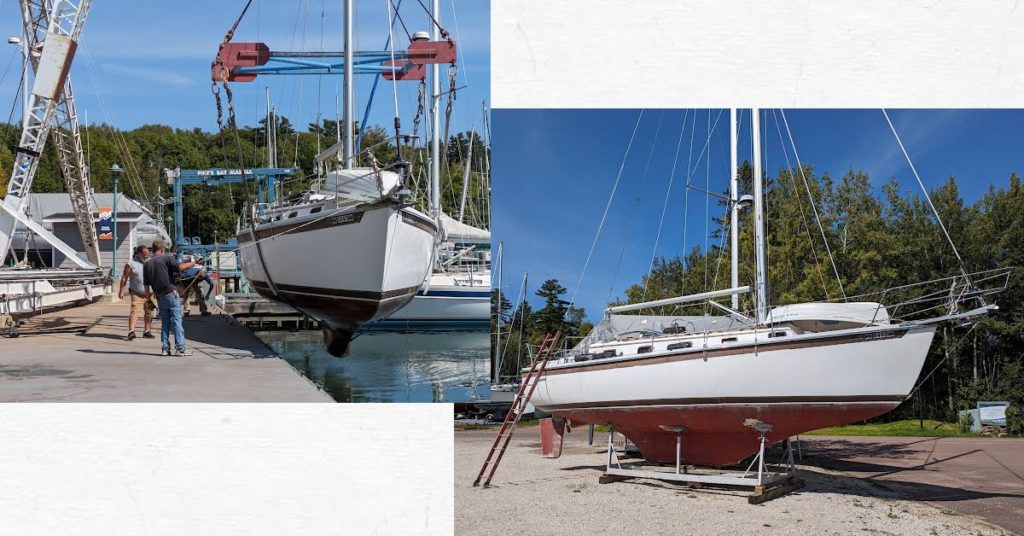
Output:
[598, 423, 804, 504]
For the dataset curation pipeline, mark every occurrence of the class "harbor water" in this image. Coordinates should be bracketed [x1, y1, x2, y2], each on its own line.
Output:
[258, 330, 490, 403]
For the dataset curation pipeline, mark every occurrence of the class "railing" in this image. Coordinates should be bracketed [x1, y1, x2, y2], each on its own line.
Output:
[844, 267, 1015, 324]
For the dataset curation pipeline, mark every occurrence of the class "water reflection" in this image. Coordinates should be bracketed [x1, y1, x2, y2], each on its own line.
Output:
[259, 330, 490, 403]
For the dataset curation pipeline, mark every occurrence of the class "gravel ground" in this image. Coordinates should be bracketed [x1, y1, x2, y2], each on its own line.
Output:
[455, 427, 1012, 536]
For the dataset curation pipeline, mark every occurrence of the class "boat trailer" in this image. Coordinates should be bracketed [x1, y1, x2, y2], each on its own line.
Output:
[598, 420, 804, 504]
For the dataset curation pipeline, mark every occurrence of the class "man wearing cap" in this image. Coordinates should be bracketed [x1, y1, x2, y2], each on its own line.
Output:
[143, 240, 195, 356]
[118, 244, 155, 341]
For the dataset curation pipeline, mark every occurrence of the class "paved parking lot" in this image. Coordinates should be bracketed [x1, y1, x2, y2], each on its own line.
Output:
[802, 435, 1024, 535]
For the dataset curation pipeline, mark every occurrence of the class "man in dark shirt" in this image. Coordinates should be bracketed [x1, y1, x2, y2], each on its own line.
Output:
[143, 240, 195, 356]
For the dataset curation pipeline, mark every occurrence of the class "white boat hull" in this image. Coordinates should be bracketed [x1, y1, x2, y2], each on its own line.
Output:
[367, 271, 490, 330]
[238, 202, 436, 353]
[532, 324, 936, 465]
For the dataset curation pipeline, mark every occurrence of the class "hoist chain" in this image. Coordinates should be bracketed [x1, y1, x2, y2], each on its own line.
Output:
[212, 82, 224, 131]
[442, 63, 458, 156]
[223, 80, 238, 130]
[412, 79, 426, 139]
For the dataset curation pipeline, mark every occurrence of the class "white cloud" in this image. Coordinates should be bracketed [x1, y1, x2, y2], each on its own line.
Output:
[101, 64, 195, 87]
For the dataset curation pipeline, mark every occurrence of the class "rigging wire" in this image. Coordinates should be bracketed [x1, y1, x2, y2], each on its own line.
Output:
[769, 109, 831, 300]
[80, 45, 151, 207]
[565, 109, 645, 315]
[681, 109, 697, 299]
[448, 0, 470, 87]
[386, 0, 402, 156]
[0, 45, 20, 90]
[882, 109, 975, 288]
[905, 321, 978, 401]
[605, 110, 664, 307]
[779, 109, 847, 301]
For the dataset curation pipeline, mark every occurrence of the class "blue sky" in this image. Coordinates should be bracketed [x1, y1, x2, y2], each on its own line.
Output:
[492, 109, 1024, 321]
[0, 0, 489, 133]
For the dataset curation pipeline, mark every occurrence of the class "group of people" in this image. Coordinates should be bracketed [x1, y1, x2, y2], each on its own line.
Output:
[117, 239, 216, 356]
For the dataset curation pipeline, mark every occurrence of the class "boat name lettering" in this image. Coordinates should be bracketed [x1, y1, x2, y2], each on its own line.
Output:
[330, 213, 360, 225]
[858, 332, 891, 341]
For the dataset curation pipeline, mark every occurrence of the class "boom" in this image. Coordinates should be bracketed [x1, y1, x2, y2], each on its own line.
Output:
[0, 0, 97, 269]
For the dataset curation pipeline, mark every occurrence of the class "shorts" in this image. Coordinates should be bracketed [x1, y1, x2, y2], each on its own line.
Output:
[129, 292, 156, 322]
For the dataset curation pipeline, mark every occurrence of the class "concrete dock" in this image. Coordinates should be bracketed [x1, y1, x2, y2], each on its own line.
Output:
[0, 301, 331, 402]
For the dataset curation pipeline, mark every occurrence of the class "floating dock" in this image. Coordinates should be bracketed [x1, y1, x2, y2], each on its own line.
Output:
[0, 301, 330, 402]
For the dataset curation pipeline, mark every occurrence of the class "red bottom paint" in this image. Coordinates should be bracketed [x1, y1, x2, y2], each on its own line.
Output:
[557, 402, 899, 466]
[540, 418, 566, 458]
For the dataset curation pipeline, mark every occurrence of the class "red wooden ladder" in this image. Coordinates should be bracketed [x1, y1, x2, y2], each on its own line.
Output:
[472, 331, 562, 488]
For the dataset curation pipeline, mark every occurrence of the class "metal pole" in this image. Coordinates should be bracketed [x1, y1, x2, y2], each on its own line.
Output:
[493, 241, 502, 384]
[265, 87, 272, 168]
[751, 109, 768, 324]
[675, 433, 682, 475]
[342, 0, 354, 169]
[607, 429, 614, 470]
[729, 108, 739, 310]
[458, 129, 475, 223]
[429, 0, 441, 217]
[112, 169, 118, 279]
[20, 34, 28, 132]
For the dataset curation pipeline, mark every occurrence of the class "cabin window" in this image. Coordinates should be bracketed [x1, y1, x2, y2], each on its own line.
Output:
[667, 341, 693, 351]
[637, 345, 653, 354]
[768, 331, 787, 338]
[287, 212, 298, 219]
[310, 206, 322, 214]
[721, 337, 738, 343]
[597, 349, 616, 359]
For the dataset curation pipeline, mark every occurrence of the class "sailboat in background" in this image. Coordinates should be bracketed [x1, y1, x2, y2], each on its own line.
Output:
[530, 109, 1013, 466]
[372, 129, 492, 330]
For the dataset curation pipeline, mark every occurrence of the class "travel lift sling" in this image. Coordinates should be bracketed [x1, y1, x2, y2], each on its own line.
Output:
[0, 0, 108, 334]
[209, 0, 456, 212]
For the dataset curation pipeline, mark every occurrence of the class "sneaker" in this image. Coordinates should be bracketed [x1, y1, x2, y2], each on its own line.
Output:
[160, 348, 171, 356]
[126, 331, 136, 341]
[142, 331, 155, 339]
[176, 348, 193, 357]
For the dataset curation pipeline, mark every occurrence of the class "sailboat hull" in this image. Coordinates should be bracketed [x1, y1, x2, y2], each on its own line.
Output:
[532, 324, 936, 466]
[368, 275, 491, 330]
[237, 203, 436, 339]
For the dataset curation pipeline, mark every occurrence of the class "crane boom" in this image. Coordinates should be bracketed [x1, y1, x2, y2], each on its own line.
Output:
[0, 0, 96, 270]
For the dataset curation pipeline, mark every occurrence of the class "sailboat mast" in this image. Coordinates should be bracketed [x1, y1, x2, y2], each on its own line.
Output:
[429, 0, 441, 218]
[342, 0, 354, 169]
[265, 87, 273, 167]
[752, 108, 768, 323]
[458, 129, 475, 223]
[729, 108, 739, 310]
[493, 241, 503, 384]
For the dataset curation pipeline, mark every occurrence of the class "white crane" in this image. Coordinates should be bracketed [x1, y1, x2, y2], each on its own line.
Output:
[0, 0, 98, 270]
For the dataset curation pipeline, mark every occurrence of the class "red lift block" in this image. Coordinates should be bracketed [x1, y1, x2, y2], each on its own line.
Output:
[211, 42, 270, 82]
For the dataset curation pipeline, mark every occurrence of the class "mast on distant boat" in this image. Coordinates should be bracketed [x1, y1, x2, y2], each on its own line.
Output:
[493, 241, 502, 385]
[429, 0, 441, 219]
